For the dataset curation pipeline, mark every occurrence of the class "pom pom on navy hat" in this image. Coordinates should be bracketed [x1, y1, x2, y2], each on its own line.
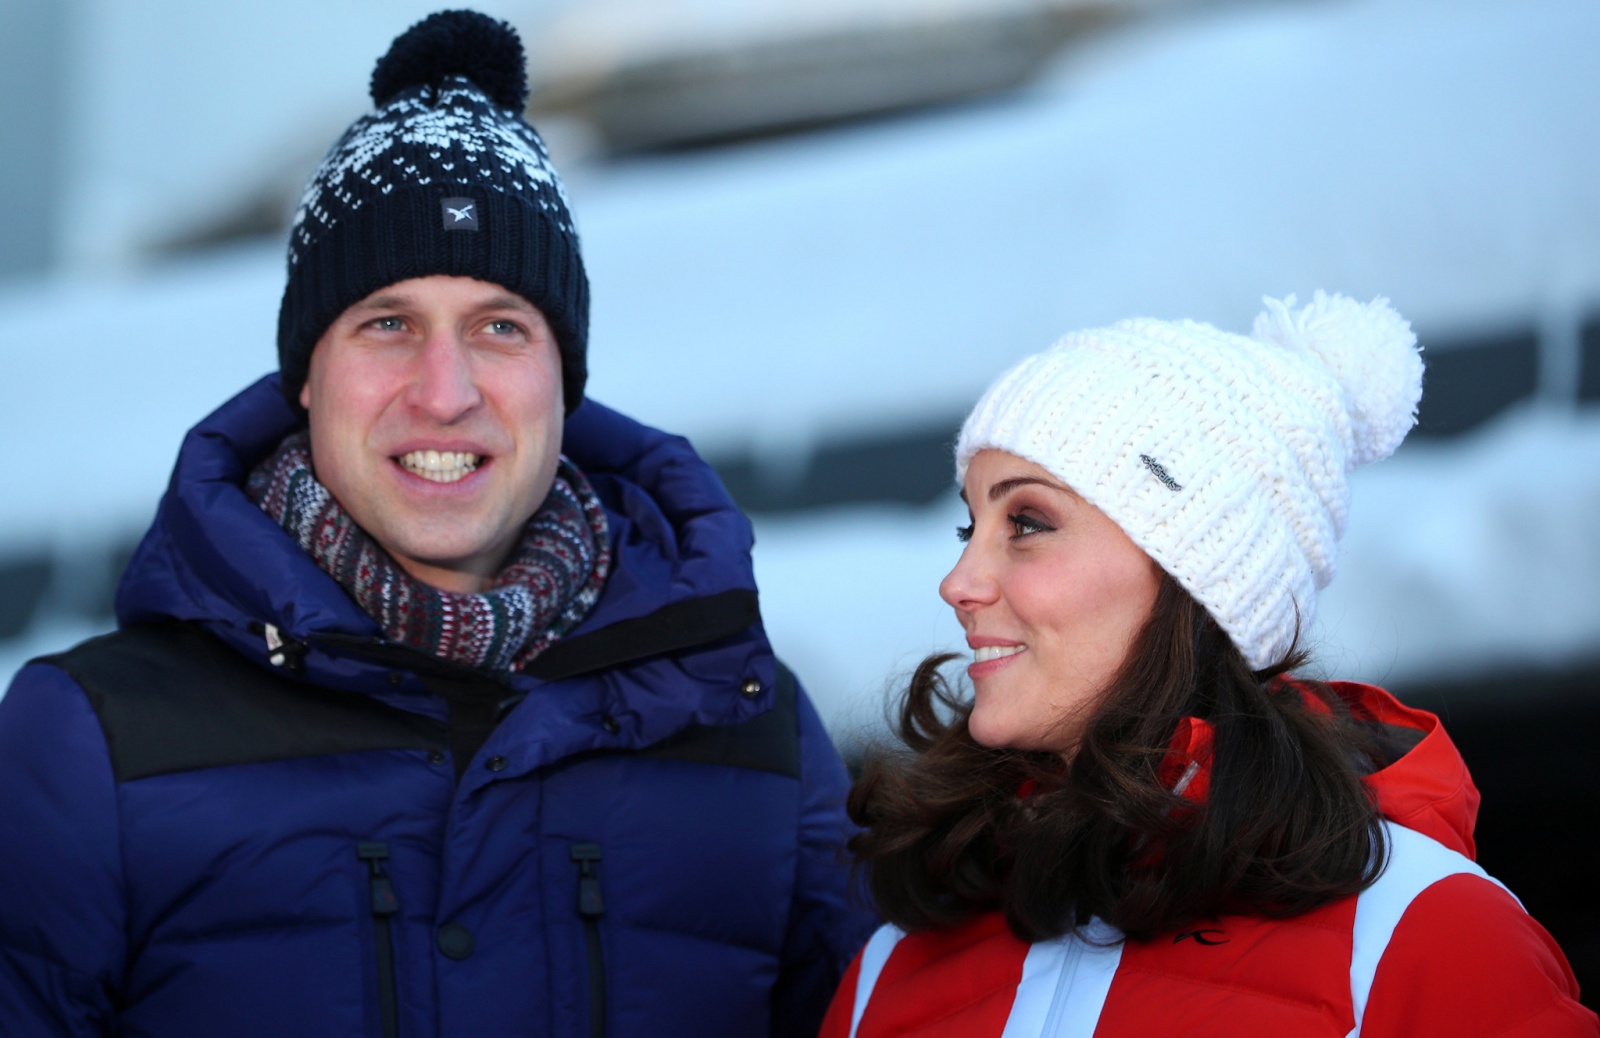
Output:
[370, 9, 529, 110]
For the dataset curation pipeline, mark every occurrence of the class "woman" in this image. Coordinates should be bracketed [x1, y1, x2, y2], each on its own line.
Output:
[823, 294, 1597, 1037]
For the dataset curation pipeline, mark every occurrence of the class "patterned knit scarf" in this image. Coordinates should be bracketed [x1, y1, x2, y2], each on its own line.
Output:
[246, 432, 610, 673]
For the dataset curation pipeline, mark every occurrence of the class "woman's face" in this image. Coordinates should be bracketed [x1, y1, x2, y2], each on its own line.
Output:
[942, 450, 1162, 755]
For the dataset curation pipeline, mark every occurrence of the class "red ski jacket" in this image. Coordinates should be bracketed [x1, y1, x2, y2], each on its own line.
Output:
[824, 683, 1597, 1037]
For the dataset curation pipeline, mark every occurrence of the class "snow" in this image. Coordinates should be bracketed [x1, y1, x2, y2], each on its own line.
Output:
[59, 0, 576, 271]
[577, 0, 1600, 454]
[1313, 405, 1600, 690]
[532, 0, 1108, 68]
[0, 245, 281, 540]
[5, 0, 1600, 724]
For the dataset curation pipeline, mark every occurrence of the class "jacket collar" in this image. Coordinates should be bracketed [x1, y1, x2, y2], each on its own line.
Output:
[115, 375, 768, 714]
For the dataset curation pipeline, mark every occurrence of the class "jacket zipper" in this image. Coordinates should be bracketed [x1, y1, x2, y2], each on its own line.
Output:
[358, 841, 401, 1038]
[570, 843, 606, 1038]
[1041, 931, 1086, 1034]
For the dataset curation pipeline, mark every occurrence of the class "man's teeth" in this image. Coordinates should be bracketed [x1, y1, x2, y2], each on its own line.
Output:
[974, 645, 1024, 663]
[398, 450, 481, 483]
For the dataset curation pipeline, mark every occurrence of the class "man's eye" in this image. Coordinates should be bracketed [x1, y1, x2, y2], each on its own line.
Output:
[1007, 513, 1053, 538]
[485, 319, 521, 336]
[370, 316, 405, 333]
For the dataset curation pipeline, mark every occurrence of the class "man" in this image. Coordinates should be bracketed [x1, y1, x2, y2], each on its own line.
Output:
[0, 11, 873, 1036]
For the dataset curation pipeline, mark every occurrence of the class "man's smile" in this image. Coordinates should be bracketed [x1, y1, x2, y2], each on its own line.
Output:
[396, 449, 482, 484]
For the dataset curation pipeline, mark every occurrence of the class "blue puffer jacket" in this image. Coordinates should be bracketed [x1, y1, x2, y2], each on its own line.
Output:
[0, 376, 875, 1037]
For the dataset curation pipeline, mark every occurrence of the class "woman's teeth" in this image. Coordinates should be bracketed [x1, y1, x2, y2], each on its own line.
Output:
[398, 450, 480, 483]
[974, 645, 1024, 663]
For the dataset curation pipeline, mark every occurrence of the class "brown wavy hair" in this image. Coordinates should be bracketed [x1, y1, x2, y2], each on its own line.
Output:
[847, 571, 1387, 942]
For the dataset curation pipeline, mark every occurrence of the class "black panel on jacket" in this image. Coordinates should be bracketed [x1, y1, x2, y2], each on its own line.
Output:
[521, 588, 760, 682]
[42, 620, 802, 784]
[634, 660, 802, 779]
[41, 623, 448, 782]
[417, 669, 523, 783]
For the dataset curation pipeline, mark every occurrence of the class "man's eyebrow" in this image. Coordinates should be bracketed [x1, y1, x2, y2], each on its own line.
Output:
[347, 292, 408, 313]
[477, 292, 540, 313]
[346, 291, 539, 314]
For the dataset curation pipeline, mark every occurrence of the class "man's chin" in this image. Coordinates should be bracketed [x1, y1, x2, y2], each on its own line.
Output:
[373, 526, 518, 593]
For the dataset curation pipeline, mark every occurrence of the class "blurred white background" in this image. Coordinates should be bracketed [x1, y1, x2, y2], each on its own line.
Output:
[5, 0, 1598, 727]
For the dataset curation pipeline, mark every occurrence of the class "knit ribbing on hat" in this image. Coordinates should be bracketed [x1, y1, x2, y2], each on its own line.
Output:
[277, 12, 589, 413]
[955, 294, 1422, 671]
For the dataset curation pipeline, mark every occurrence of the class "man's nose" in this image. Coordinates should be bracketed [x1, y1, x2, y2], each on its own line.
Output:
[408, 332, 482, 422]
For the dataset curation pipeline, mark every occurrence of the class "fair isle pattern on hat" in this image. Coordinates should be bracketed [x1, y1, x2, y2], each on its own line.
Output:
[276, 11, 590, 413]
[956, 293, 1423, 670]
[286, 78, 574, 260]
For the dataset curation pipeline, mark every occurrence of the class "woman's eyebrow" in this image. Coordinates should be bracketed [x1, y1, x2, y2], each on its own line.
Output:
[986, 475, 1073, 503]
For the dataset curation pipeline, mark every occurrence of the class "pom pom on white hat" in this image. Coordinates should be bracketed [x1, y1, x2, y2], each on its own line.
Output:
[956, 292, 1423, 670]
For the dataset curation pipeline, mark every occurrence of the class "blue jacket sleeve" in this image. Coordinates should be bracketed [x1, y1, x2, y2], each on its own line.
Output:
[0, 663, 127, 1036]
[770, 675, 879, 1038]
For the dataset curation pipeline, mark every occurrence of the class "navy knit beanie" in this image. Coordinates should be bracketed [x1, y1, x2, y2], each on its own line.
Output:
[277, 10, 589, 413]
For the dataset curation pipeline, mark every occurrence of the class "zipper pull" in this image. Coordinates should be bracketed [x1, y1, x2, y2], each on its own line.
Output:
[570, 843, 604, 918]
[261, 622, 308, 673]
[358, 841, 399, 916]
[264, 623, 288, 666]
[357, 841, 402, 1038]
[570, 843, 608, 1038]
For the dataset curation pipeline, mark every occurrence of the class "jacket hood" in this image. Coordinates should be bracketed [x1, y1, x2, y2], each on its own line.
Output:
[1159, 680, 1482, 859]
[115, 375, 769, 738]
[1340, 680, 1482, 859]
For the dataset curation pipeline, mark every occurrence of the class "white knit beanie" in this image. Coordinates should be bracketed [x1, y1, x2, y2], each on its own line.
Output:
[955, 292, 1423, 670]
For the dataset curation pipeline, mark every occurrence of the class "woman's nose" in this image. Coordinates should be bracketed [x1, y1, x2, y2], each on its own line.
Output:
[940, 544, 998, 613]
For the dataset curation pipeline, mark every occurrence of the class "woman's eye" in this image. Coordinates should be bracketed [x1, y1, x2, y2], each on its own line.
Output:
[955, 523, 974, 543]
[1007, 513, 1053, 538]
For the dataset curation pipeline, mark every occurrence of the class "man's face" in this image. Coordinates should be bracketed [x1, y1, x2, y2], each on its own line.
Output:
[299, 275, 564, 594]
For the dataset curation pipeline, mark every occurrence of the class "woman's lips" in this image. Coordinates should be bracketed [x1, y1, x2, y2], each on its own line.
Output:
[968, 643, 1025, 678]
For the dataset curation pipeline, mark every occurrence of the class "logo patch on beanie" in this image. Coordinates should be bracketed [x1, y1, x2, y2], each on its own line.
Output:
[1140, 454, 1183, 492]
[441, 197, 479, 231]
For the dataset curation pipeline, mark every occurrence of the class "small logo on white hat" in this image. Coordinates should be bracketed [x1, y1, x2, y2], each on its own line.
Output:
[441, 197, 479, 231]
[1140, 454, 1182, 492]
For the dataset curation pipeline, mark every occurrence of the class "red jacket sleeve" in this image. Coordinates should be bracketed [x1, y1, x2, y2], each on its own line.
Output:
[1361, 874, 1598, 1037]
